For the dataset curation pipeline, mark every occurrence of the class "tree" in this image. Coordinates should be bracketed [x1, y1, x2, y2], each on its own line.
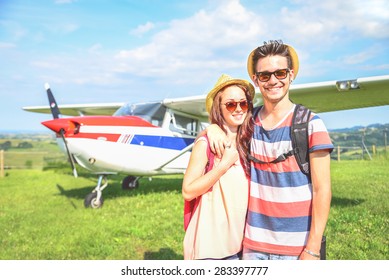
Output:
[0, 141, 12, 151]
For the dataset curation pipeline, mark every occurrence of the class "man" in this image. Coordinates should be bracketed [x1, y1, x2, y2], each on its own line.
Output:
[206, 40, 333, 260]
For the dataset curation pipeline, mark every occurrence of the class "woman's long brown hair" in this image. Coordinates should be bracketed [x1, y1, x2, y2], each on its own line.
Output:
[209, 84, 253, 177]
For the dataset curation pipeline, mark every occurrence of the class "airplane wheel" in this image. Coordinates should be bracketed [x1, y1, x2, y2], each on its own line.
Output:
[122, 176, 139, 190]
[84, 192, 104, 208]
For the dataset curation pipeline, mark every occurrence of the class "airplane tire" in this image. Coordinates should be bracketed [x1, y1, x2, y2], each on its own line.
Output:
[122, 176, 139, 190]
[84, 192, 104, 208]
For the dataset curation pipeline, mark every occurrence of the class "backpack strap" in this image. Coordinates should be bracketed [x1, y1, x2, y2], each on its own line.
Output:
[183, 135, 214, 231]
[249, 104, 297, 164]
[291, 104, 311, 175]
[248, 150, 295, 164]
[248, 104, 311, 176]
[204, 135, 214, 172]
[252, 105, 262, 121]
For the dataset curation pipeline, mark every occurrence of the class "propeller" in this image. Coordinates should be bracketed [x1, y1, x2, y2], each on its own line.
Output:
[45, 83, 78, 178]
[45, 83, 61, 119]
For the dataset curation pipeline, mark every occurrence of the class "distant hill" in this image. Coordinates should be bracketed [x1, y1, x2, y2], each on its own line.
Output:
[0, 131, 55, 141]
[329, 123, 389, 133]
[329, 123, 389, 147]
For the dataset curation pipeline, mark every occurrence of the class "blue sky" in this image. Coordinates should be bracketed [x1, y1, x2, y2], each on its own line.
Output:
[1, 0, 388, 131]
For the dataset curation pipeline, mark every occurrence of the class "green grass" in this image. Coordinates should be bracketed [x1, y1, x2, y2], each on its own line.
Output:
[0, 159, 388, 260]
[0, 169, 184, 260]
[327, 159, 388, 259]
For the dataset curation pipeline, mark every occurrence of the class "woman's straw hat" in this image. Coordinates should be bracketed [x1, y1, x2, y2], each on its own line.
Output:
[205, 74, 255, 113]
[246, 44, 299, 80]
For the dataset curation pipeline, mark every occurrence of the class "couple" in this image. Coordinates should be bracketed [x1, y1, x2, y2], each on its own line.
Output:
[182, 40, 334, 260]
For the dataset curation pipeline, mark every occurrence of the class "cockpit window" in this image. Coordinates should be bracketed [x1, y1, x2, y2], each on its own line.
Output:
[169, 113, 198, 136]
[114, 102, 165, 127]
[114, 102, 200, 136]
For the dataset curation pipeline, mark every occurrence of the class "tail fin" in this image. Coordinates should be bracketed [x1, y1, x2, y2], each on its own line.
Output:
[45, 83, 61, 119]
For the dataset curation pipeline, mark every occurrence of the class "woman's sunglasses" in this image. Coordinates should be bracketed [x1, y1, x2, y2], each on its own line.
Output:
[223, 100, 249, 113]
[255, 68, 290, 82]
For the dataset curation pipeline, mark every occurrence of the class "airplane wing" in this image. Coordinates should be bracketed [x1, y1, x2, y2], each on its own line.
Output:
[22, 75, 389, 117]
[22, 103, 125, 116]
[163, 95, 208, 118]
[289, 75, 389, 113]
[163, 75, 389, 117]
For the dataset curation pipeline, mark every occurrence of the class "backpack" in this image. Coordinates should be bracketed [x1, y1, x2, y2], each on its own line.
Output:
[183, 136, 215, 231]
[248, 104, 312, 176]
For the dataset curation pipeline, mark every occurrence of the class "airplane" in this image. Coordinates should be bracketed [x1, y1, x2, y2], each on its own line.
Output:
[23, 75, 389, 208]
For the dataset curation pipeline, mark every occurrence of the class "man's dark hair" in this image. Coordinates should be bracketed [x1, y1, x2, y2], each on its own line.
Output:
[252, 40, 293, 71]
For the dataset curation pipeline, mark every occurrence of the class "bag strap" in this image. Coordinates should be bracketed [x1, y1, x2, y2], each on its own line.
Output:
[248, 104, 311, 176]
[291, 104, 311, 175]
[204, 135, 214, 173]
[183, 135, 215, 231]
[249, 105, 297, 164]
[248, 150, 295, 164]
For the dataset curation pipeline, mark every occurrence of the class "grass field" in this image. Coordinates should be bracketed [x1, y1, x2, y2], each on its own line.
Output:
[0, 158, 388, 260]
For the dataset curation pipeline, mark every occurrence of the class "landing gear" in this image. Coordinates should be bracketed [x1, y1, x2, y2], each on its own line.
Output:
[83, 174, 141, 208]
[84, 192, 104, 208]
[84, 174, 108, 208]
[122, 175, 139, 190]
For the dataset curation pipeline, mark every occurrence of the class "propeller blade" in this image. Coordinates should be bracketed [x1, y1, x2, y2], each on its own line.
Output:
[45, 83, 61, 119]
[59, 129, 78, 178]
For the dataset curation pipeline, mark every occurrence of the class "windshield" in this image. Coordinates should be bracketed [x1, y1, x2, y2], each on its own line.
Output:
[114, 102, 166, 127]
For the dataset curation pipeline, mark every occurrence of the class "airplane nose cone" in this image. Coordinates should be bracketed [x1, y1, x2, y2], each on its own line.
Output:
[42, 118, 77, 134]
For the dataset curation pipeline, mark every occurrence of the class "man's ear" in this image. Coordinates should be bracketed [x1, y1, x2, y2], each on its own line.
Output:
[289, 70, 295, 82]
[252, 75, 260, 87]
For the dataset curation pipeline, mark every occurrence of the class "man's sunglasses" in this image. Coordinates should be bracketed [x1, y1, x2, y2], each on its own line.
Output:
[223, 100, 249, 113]
[255, 68, 290, 82]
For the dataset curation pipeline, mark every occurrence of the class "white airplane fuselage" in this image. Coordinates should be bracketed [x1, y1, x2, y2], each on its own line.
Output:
[44, 115, 195, 176]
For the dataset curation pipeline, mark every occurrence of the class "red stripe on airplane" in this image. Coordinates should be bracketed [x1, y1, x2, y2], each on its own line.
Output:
[42, 115, 155, 134]
[61, 132, 121, 142]
[67, 116, 155, 127]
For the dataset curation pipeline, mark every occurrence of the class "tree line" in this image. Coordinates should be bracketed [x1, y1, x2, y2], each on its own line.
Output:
[0, 141, 33, 151]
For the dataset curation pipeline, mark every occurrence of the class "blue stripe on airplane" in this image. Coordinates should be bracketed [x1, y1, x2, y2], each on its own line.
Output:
[130, 135, 195, 150]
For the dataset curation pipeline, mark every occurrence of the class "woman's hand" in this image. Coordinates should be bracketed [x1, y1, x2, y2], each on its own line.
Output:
[219, 145, 239, 169]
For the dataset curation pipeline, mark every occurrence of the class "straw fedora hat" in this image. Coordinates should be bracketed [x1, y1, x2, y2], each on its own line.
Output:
[246, 44, 299, 81]
[205, 74, 255, 114]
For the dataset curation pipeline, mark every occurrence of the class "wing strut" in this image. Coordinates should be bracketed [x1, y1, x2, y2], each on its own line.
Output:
[156, 143, 194, 170]
[59, 128, 78, 178]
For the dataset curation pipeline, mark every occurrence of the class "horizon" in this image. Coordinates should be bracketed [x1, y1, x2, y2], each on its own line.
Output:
[1, 121, 388, 135]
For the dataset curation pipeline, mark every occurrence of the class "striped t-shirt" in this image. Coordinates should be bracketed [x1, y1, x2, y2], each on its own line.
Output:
[243, 105, 334, 256]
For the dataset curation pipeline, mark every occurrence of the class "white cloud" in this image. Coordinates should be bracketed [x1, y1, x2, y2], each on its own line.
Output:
[110, 0, 388, 86]
[113, 0, 264, 86]
[31, 60, 60, 69]
[343, 49, 377, 65]
[42, 22, 79, 35]
[0, 20, 28, 41]
[0, 42, 16, 49]
[277, 0, 389, 45]
[130, 22, 155, 36]
[88, 44, 103, 54]
[59, 23, 79, 34]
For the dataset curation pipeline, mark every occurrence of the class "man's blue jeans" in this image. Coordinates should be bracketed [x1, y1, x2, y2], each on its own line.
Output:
[242, 247, 299, 260]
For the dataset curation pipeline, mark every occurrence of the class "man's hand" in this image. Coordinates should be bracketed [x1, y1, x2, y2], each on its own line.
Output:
[206, 124, 229, 158]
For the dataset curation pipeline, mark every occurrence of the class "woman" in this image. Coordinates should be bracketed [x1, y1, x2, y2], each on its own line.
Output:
[182, 74, 254, 260]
